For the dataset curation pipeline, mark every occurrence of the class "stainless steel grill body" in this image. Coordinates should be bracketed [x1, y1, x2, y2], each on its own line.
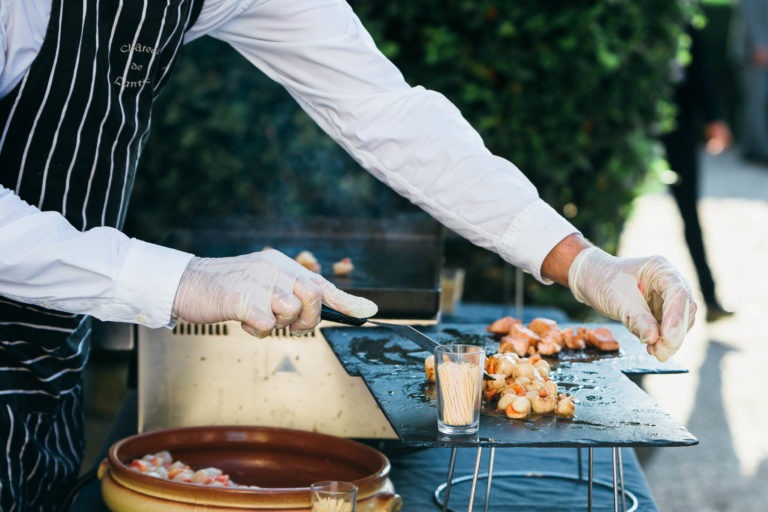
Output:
[137, 320, 399, 437]
[136, 217, 443, 437]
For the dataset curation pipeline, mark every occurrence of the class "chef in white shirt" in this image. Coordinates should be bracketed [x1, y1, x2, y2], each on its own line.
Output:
[0, 0, 695, 509]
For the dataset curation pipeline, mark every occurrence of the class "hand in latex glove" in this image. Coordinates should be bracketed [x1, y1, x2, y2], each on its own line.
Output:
[568, 247, 697, 362]
[172, 248, 378, 337]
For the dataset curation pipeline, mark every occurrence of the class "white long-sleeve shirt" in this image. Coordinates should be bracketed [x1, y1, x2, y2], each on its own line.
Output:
[0, 0, 577, 327]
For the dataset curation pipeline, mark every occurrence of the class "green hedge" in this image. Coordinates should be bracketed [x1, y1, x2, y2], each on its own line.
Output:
[126, 1, 691, 317]
[126, 41, 414, 241]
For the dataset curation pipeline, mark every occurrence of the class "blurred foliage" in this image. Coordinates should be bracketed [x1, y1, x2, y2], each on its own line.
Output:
[350, 0, 694, 316]
[125, 38, 415, 242]
[126, 1, 694, 318]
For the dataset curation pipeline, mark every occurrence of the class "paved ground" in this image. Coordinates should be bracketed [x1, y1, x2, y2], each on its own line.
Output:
[619, 147, 768, 511]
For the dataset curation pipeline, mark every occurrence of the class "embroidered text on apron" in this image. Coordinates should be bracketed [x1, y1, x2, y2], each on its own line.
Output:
[0, 0, 203, 509]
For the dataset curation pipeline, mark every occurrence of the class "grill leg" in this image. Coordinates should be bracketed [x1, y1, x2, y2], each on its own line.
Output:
[483, 447, 496, 512]
[588, 447, 594, 512]
[467, 447, 483, 511]
[618, 448, 627, 511]
[577, 447, 584, 480]
[612, 447, 619, 512]
[442, 447, 459, 512]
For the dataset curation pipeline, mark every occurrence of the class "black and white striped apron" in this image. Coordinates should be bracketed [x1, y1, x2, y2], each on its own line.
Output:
[0, 0, 203, 509]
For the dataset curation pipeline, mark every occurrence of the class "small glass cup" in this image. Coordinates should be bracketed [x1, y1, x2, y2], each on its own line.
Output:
[310, 480, 358, 512]
[434, 344, 485, 435]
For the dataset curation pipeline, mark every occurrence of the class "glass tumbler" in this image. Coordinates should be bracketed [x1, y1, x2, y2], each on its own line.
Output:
[434, 344, 485, 435]
[310, 480, 358, 512]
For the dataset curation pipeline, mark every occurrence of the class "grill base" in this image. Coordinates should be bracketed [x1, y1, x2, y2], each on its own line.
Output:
[137, 320, 398, 438]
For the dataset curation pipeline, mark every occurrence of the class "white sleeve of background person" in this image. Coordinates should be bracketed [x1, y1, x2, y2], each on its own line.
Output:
[187, 0, 578, 283]
[0, 186, 193, 327]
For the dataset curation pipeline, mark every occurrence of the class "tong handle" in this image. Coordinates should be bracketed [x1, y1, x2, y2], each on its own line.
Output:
[320, 304, 367, 326]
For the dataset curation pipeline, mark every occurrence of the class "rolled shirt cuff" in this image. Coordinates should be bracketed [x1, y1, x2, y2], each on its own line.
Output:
[115, 240, 194, 327]
[497, 199, 580, 284]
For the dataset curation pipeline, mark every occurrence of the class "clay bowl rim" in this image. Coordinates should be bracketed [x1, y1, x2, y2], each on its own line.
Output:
[105, 425, 391, 506]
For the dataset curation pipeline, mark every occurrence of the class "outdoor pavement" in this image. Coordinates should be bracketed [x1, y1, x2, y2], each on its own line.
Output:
[618, 146, 768, 511]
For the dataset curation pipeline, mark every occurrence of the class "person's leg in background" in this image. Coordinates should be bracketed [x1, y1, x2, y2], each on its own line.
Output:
[664, 126, 733, 322]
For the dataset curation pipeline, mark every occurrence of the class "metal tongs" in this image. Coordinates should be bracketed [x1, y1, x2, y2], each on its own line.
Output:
[321, 304, 494, 380]
[320, 304, 441, 353]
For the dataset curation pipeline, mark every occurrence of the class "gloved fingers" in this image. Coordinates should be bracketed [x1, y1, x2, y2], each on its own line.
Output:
[260, 249, 324, 334]
[236, 297, 282, 337]
[271, 292, 302, 330]
[627, 311, 661, 348]
[652, 301, 695, 363]
[269, 272, 302, 329]
[240, 286, 314, 337]
[287, 276, 324, 335]
[241, 322, 272, 339]
[318, 278, 378, 319]
[618, 284, 661, 347]
[233, 251, 309, 336]
[615, 282, 670, 360]
[638, 257, 697, 361]
[651, 287, 697, 362]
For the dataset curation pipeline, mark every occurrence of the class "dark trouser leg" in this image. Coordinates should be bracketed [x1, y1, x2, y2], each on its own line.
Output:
[664, 136, 718, 304]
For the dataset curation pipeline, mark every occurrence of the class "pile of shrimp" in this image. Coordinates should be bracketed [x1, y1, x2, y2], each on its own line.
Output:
[486, 316, 620, 357]
[424, 352, 575, 420]
[128, 450, 258, 488]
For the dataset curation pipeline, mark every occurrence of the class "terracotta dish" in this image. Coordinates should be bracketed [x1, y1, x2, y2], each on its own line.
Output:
[99, 425, 402, 511]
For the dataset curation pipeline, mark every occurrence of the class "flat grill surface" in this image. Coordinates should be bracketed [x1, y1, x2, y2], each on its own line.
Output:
[322, 324, 698, 448]
[163, 216, 444, 319]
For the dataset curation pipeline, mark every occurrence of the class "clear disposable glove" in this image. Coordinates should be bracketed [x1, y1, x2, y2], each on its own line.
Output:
[568, 247, 697, 362]
[171, 248, 378, 337]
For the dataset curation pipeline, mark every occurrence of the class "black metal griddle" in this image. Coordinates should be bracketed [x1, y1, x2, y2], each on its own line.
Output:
[321, 324, 698, 449]
[162, 216, 444, 319]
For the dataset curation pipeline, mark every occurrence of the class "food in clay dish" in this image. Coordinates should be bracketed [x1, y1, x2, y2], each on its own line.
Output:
[487, 316, 620, 357]
[128, 451, 258, 488]
[424, 352, 576, 420]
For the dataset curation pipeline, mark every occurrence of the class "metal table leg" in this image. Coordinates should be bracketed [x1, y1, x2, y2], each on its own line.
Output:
[590, 446, 636, 512]
[467, 447, 483, 511]
[442, 447, 459, 512]
[483, 447, 495, 512]
[588, 447, 594, 512]
[434, 447, 639, 512]
[612, 447, 619, 512]
[618, 448, 627, 511]
[611, 447, 629, 512]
